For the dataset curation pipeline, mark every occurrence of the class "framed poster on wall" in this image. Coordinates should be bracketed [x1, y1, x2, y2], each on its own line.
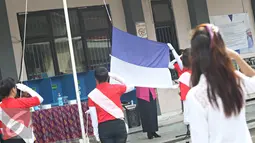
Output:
[210, 13, 255, 54]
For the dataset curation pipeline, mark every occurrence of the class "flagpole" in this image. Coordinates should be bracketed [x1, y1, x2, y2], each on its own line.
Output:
[62, 0, 86, 142]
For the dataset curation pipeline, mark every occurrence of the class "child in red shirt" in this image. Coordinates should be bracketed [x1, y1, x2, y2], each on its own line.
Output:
[177, 49, 192, 137]
[168, 44, 192, 136]
[0, 77, 43, 142]
[178, 49, 192, 123]
[87, 67, 134, 143]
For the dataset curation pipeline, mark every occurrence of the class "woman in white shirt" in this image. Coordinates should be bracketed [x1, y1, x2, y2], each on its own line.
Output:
[187, 23, 255, 143]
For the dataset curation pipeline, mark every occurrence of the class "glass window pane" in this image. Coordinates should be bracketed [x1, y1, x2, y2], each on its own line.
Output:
[19, 14, 50, 39]
[50, 10, 80, 37]
[152, 3, 172, 23]
[85, 31, 111, 70]
[55, 37, 86, 74]
[25, 42, 55, 80]
[81, 8, 109, 31]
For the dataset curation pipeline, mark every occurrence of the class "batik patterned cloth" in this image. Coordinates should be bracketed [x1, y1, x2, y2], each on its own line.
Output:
[32, 102, 93, 143]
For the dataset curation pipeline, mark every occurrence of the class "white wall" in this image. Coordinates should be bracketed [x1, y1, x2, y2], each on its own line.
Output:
[5, 0, 126, 80]
[172, 0, 192, 49]
[156, 0, 255, 57]
[207, 0, 255, 58]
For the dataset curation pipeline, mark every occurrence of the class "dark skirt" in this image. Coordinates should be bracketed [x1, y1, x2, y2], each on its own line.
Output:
[137, 91, 158, 132]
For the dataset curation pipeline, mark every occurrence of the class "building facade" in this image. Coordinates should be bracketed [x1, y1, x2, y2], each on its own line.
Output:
[1, 0, 255, 114]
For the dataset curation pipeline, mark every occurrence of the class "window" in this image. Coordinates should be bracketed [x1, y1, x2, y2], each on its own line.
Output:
[55, 37, 86, 74]
[18, 5, 112, 80]
[80, 6, 111, 70]
[25, 42, 55, 79]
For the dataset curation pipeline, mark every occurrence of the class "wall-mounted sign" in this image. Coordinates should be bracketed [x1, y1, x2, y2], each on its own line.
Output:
[52, 84, 57, 90]
[210, 13, 254, 54]
[135, 22, 148, 38]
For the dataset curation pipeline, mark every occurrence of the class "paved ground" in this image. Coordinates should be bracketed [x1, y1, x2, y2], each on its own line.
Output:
[57, 100, 255, 143]
[127, 100, 255, 143]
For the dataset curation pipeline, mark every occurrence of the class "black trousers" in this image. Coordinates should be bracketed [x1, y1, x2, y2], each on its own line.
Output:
[0, 135, 25, 143]
[2, 138, 25, 143]
[137, 91, 158, 132]
[99, 119, 127, 143]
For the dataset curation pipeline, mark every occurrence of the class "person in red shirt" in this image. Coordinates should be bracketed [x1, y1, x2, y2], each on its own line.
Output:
[87, 67, 134, 143]
[168, 43, 184, 77]
[168, 44, 192, 136]
[0, 77, 43, 143]
[168, 44, 191, 102]
[178, 49, 191, 123]
[177, 49, 192, 137]
[168, 43, 190, 78]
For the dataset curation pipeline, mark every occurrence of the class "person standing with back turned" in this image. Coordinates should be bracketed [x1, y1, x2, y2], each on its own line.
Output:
[88, 67, 134, 143]
[177, 48, 192, 135]
[136, 87, 161, 139]
[187, 23, 255, 143]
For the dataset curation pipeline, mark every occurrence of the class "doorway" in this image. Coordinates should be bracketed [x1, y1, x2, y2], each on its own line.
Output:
[151, 0, 179, 80]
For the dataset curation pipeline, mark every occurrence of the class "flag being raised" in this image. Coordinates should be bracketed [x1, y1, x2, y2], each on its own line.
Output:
[110, 27, 172, 88]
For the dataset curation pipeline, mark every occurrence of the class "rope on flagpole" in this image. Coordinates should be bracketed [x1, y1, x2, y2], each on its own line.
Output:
[103, 0, 112, 23]
[18, 0, 28, 98]
[62, 0, 87, 142]
[19, 0, 28, 83]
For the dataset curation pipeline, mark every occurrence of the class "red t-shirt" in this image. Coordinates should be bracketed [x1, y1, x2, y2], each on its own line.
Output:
[1, 97, 40, 109]
[0, 97, 40, 134]
[174, 63, 191, 100]
[179, 71, 191, 101]
[88, 82, 126, 124]
[174, 63, 189, 77]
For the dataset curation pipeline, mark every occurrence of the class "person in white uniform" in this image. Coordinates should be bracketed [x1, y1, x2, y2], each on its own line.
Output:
[187, 23, 255, 143]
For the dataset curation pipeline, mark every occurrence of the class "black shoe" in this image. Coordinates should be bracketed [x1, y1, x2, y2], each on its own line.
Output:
[152, 132, 161, 138]
[147, 132, 153, 139]
[186, 125, 190, 136]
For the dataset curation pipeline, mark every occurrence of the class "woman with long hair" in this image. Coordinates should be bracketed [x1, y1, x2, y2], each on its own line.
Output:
[187, 23, 255, 143]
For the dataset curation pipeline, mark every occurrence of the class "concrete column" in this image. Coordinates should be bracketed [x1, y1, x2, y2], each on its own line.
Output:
[122, 0, 145, 35]
[141, 0, 157, 41]
[187, 0, 210, 28]
[0, 0, 18, 80]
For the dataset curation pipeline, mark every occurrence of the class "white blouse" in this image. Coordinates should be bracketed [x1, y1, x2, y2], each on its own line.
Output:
[186, 71, 255, 143]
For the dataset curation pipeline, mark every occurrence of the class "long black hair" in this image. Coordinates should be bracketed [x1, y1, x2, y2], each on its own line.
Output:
[190, 24, 244, 117]
[182, 48, 191, 68]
